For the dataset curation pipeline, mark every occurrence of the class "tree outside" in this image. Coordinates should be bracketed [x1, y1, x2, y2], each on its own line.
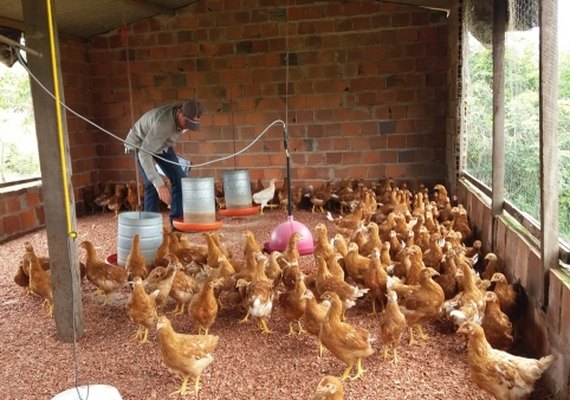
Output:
[0, 61, 40, 183]
[465, 28, 570, 244]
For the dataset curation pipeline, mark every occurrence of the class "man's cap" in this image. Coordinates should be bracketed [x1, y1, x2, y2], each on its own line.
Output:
[181, 99, 204, 120]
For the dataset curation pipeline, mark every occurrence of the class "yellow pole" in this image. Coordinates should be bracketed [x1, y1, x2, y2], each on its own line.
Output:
[45, 0, 75, 238]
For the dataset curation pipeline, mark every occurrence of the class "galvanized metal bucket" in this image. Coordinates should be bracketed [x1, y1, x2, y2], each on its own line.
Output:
[182, 177, 216, 223]
[117, 211, 163, 266]
[223, 169, 253, 209]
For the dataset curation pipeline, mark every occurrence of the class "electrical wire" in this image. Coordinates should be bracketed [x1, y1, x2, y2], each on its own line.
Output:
[15, 50, 285, 170]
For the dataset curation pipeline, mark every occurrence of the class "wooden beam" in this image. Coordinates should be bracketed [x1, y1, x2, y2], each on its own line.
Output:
[491, 0, 507, 251]
[21, 0, 83, 342]
[123, 0, 176, 16]
[0, 16, 26, 31]
[539, 0, 559, 308]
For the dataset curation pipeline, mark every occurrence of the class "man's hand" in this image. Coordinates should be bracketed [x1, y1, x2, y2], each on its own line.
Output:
[156, 185, 171, 206]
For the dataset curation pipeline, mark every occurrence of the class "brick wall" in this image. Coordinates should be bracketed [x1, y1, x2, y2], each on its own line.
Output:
[0, 181, 44, 243]
[87, 0, 449, 187]
[0, 0, 450, 241]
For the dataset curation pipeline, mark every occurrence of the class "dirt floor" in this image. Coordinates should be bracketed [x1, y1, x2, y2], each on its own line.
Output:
[0, 208, 554, 400]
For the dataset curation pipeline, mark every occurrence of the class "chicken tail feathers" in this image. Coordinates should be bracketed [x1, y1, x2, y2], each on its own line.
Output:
[538, 354, 556, 372]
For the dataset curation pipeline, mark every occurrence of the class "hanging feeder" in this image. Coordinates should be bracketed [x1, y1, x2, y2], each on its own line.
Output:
[173, 177, 222, 232]
[219, 169, 260, 217]
[264, 124, 314, 254]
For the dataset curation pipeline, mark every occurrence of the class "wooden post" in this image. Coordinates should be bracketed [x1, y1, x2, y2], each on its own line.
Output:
[21, 0, 84, 341]
[491, 0, 507, 251]
[539, 0, 559, 308]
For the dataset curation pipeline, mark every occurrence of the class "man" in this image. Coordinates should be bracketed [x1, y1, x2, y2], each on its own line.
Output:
[124, 99, 204, 225]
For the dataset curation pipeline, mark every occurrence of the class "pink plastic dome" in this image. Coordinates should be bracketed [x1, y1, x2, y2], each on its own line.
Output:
[264, 216, 315, 255]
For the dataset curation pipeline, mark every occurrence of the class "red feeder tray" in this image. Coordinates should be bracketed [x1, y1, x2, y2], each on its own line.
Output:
[172, 217, 223, 232]
[219, 205, 260, 217]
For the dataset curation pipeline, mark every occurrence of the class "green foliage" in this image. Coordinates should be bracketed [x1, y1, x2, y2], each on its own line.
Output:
[0, 64, 39, 182]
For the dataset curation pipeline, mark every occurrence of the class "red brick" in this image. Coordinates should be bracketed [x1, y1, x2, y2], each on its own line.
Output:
[385, 164, 406, 178]
[26, 191, 42, 207]
[4, 215, 21, 233]
[387, 135, 406, 148]
[361, 151, 381, 164]
[20, 210, 37, 231]
[6, 197, 21, 213]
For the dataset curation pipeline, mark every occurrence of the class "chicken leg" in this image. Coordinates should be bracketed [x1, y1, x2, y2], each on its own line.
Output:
[350, 358, 366, 380]
[258, 318, 273, 334]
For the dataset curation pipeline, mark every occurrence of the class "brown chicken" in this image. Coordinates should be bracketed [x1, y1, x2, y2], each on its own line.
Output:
[79, 240, 128, 305]
[482, 253, 501, 280]
[319, 291, 375, 380]
[343, 242, 370, 287]
[361, 247, 388, 315]
[125, 276, 159, 343]
[143, 256, 178, 310]
[450, 205, 472, 243]
[264, 251, 283, 285]
[279, 272, 307, 335]
[124, 180, 142, 211]
[236, 253, 275, 334]
[94, 180, 114, 211]
[422, 232, 445, 272]
[388, 267, 445, 345]
[445, 252, 486, 326]
[491, 272, 519, 318]
[314, 254, 368, 315]
[15, 242, 51, 294]
[359, 222, 382, 257]
[168, 256, 198, 316]
[281, 231, 303, 267]
[481, 291, 514, 351]
[434, 249, 460, 300]
[326, 202, 366, 236]
[24, 248, 53, 316]
[378, 288, 407, 364]
[457, 321, 555, 400]
[106, 183, 127, 216]
[243, 230, 262, 260]
[332, 233, 349, 259]
[188, 277, 224, 334]
[156, 315, 219, 396]
[153, 226, 171, 268]
[302, 289, 331, 356]
[308, 181, 334, 213]
[125, 233, 148, 280]
[203, 231, 226, 269]
[314, 375, 345, 400]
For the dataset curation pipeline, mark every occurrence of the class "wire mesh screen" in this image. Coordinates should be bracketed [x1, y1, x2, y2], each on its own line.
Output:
[463, 0, 493, 187]
[463, 0, 540, 215]
[558, 2, 570, 244]
[503, 0, 541, 222]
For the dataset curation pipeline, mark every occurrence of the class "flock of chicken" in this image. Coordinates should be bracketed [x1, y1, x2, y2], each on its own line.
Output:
[14, 178, 556, 399]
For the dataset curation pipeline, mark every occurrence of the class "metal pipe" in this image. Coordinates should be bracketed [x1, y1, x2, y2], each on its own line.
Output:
[0, 33, 42, 58]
